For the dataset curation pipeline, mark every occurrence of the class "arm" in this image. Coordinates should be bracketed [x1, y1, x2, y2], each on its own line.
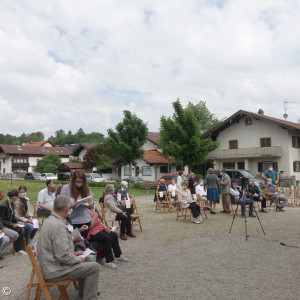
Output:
[105, 195, 124, 214]
[276, 173, 279, 184]
[264, 186, 273, 196]
[229, 188, 240, 197]
[14, 202, 29, 223]
[38, 202, 53, 211]
[261, 173, 267, 181]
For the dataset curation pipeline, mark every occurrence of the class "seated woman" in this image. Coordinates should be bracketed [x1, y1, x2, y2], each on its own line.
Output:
[168, 179, 178, 201]
[178, 182, 203, 224]
[195, 179, 209, 207]
[156, 179, 168, 201]
[0, 190, 27, 255]
[15, 186, 38, 246]
[104, 184, 136, 240]
[116, 181, 133, 215]
[88, 209, 128, 269]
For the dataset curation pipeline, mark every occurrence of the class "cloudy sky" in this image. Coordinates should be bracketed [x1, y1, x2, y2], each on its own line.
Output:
[0, 0, 299, 138]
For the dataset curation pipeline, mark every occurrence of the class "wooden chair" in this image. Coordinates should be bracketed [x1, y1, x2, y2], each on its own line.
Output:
[155, 191, 172, 212]
[196, 194, 208, 219]
[25, 245, 78, 300]
[168, 190, 179, 209]
[265, 194, 276, 210]
[176, 201, 191, 221]
[284, 188, 296, 206]
[129, 195, 143, 232]
[32, 202, 46, 226]
[99, 202, 120, 229]
[295, 189, 300, 207]
[228, 193, 235, 214]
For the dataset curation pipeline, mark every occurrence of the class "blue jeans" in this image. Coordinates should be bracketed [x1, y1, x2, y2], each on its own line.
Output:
[24, 222, 38, 239]
[233, 197, 253, 214]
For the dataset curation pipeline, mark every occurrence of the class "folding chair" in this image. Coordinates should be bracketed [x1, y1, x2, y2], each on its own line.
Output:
[25, 245, 78, 300]
[176, 201, 191, 221]
[32, 202, 46, 226]
[168, 190, 179, 209]
[129, 195, 143, 232]
[285, 188, 296, 206]
[155, 191, 172, 212]
[196, 194, 208, 219]
[99, 202, 120, 229]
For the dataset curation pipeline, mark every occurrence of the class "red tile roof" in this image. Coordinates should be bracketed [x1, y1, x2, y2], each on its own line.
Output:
[58, 162, 84, 169]
[24, 140, 56, 147]
[143, 150, 174, 164]
[147, 132, 160, 145]
[0, 144, 71, 156]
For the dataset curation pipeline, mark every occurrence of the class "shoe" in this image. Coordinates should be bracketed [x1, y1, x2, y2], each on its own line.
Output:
[210, 211, 216, 214]
[115, 256, 128, 262]
[220, 210, 226, 213]
[225, 211, 231, 214]
[279, 207, 285, 212]
[15, 250, 28, 256]
[126, 232, 136, 238]
[120, 235, 127, 240]
[28, 238, 35, 246]
[241, 214, 245, 218]
[0, 255, 4, 260]
[249, 213, 256, 218]
[197, 216, 203, 224]
[105, 262, 118, 269]
[276, 207, 281, 212]
[260, 209, 268, 213]
[191, 217, 197, 223]
[0, 265, 2, 268]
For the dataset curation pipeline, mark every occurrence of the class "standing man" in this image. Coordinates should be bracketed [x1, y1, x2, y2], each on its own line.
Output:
[219, 169, 231, 213]
[37, 180, 56, 217]
[38, 195, 100, 300]
[261, 165, 279, 185]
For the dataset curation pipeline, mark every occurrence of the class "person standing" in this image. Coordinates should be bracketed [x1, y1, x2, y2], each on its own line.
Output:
[188, 173, 196, 195]
[176, 171, 184, 191]
[204, 168, 219, 214]
[38, 195, 100, 300]
[261, 165, 279, 185]
[219, 169, 231, 213]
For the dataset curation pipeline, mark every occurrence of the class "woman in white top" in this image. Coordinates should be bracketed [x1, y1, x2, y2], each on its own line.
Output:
[168, 179, 178, 201]
[195, 179, 209, 206]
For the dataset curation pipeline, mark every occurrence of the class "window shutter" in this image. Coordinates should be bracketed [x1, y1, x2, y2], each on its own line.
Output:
[272, 162, 278, 172]
[258, 162, 262, 172]
[292, 136, 296, 147]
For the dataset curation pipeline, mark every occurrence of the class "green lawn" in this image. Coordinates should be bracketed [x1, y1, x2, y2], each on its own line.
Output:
[0, 179, 153, 204]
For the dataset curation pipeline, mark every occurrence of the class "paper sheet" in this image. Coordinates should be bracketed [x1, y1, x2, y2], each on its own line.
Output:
[159, 191, 163, 198]
[125, 198, 131, 209]
[76, 196, 92, 203]
[193, 194, 197, 201]
[0, 232, 4, 239]
[171, 191, 175, 197]
[71, 228, 81, 239]
[16, 224, 25, 227]
[32, 218, 39, 229]
[79, 248, 95, 258]
[66, 224, 74, 232]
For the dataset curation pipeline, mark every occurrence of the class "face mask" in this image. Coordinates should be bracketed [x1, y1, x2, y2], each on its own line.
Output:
[199, 183, 203, 186]
[76, 183, 83, 188]
[269, 168, 273, 171]
[233, 185, 238, 188]
[268, 182, 272, 185]
[182, 186, 187, 190]
[19, 192, 26, 198]
[249, 182, 254, 186]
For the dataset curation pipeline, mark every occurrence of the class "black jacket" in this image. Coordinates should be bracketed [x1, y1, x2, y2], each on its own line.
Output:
[0, 199, 17, 229]
[246, 185, 262, 199]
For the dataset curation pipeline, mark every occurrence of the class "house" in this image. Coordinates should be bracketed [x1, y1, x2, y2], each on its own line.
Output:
[71, 143, 98, 161]
[0, 145, 71, 174]
[201, 110, 300, 185]
[24, 140, 55, 147]
[57, 162, 92, 173]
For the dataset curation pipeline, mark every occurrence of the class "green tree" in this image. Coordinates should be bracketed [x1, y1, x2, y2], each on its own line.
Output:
[159, 99, 218, 175]
[107, 110, 148, 183]
[35, 153, 62, 173]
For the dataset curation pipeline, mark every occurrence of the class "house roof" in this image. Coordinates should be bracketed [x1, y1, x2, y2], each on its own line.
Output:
[147, 132, 160, 145]
[201, 110, 300, 139]
[142, 150, 175, 164]
[0, 144, 71, 156]
[24, 140, 55, 147]
[57, 162, 84, 170]
[71, 143, 98, 156]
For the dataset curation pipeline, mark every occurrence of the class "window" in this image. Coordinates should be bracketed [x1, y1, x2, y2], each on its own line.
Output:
[229, 140, 238, 149]
[258, 161, 278, 172]
[160, 166, 169, 173]
[223, 162, 235, 169]
[3, 159, 5, 164]
[245, 117, 252, 125]
[176, 165, 183, 171]
[293, 161, 300, 172]
[124, 166, 130, 176]
[260, 138, 271, 147]
[237, 162, 245, 169]
[292, 136, 300, 148]
[142, 166, 152, 176]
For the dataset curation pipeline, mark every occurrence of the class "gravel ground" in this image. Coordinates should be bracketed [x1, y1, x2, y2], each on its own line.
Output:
[0, 196, 299, 300]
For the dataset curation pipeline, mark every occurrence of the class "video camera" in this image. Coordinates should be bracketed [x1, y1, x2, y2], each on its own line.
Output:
[239, 176, 249, 189]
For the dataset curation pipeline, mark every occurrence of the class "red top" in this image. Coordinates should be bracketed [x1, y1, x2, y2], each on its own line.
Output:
[87, 209, 104, 240]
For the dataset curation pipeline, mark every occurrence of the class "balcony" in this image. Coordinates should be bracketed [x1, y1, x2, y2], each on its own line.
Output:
[207, 146, 282, 160]
[12, 163, 30, 168]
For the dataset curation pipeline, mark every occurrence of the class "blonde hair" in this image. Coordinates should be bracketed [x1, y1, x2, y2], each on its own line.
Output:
[208, 168, 214, 174]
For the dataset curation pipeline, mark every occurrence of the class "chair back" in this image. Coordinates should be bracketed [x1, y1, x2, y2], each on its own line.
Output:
[32, 202, 38, 219]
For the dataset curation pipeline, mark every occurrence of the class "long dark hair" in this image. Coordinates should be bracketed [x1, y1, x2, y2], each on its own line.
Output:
[70, 170, 89, 199]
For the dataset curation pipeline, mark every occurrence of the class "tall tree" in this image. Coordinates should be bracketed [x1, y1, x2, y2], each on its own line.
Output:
[159, 99, 218, 175]
[107, 110, 148, 183]
[35, 153, 62, 173]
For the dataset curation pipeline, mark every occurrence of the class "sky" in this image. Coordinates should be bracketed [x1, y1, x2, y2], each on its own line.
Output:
[0, 0, 299, 139]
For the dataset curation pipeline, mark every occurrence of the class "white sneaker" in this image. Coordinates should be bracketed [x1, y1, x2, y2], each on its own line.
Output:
[15, 250, 28, 256]
[115, 256, 128, 262]
[105, 262, 117, 269]
[191, 217, 197, 223]
[28, 239, 35, 246]
[197, 216, 203, 224]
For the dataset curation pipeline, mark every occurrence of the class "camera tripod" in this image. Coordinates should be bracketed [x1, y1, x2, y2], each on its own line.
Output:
[229, 187, 266, 240]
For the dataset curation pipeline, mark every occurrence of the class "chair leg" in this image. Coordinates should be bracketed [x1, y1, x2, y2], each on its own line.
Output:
[26, 268, 35, 300]
[202, 208, 208, 219]
[57, 285, 70, 300]
[72, 279, 78, 290]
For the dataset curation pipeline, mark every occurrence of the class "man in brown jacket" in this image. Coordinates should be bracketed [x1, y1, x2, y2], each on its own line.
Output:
[264, 179, 287, 212]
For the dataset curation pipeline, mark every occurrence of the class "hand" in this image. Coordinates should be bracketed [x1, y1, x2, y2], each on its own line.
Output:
[74, 250, 84, 256]
[120, 200, 126, 206]
[104, 227, 111, 233]
[27, 217, 33, 223]
[80, 257, 85, 262]
[259, 196, 263, 200]
[13, 224, 19, 228]
[79, 225, 89, 232]
[17, 222, 24, 225]
[122, 212, 127, 218]
[275, 180, 278, 184]
[2, 229, 7, 235]
[73, 236, 84, 243]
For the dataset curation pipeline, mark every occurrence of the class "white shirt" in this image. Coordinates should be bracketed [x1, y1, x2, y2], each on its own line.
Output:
[168, 184, 177, 192]
[195, 184, 207, 196]
[37, 187, 55, 209]
[229, 187, 240, 198]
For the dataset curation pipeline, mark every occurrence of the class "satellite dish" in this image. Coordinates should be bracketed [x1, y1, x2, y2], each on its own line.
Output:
[283, 113, 288, 120]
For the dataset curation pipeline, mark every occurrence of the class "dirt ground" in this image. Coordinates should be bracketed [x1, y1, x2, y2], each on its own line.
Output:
[0, 196, 299, 300]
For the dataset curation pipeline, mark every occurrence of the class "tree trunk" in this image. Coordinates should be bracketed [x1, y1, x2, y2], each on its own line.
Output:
[128, 162, 132, 190]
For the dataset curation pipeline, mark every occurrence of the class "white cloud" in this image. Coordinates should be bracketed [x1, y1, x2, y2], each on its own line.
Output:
[0, 0, 299, 139]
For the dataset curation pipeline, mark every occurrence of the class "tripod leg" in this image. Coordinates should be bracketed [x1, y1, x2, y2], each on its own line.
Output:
[229, 202, 239, 234]
[253, 206, 266, 235]
[244, 198, 248, 241]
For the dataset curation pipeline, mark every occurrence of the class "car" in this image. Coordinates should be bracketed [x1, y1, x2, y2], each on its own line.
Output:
[158, 174, 190, 185]
[116, 176, 145, 183]
[39, 173, 58, 181]
[58, 172, 71, 181]
[24, 172, 41, 180]
[86, 173, 107, 182]
[213, 169, 265, 188]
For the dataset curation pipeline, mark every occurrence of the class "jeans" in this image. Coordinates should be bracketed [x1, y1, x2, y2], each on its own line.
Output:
[24, 222, 38, 239]
[89, 230, 122, 263]
[188, 202, 201, 218]
[269, 195, 287, 208]
[2, 227, 19, 251]
[116, 212, 131, 235]
[0, 235, 10, 252]
[233, 197, 253, 214]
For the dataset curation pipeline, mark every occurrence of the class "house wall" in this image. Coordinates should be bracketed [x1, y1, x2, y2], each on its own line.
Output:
[211, 116, 299, 181]
[79, 149, 87, 162]
[143, 140, 158, 151]
[0, 157, 12, 174]
[27, 156, 69, 172]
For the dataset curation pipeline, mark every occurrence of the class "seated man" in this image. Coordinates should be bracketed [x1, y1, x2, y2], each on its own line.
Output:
[37, 180, 56, 217]
[38, 195, 100, 300]
[229, 181, 255, 218]
[195, 179, 209, 207]
[264, 178, 287, 212]
[247, 179, 267, 213]
[88, 209, 128, 269]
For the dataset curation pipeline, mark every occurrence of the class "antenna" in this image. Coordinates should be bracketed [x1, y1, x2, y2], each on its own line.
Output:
[283, 100, 296, 121]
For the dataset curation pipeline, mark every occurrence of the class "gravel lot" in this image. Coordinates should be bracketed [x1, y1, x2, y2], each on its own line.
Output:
[0, 195, 299, 300]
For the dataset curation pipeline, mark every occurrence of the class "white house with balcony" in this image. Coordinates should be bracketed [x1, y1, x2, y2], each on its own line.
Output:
[201, 110, 300, 185]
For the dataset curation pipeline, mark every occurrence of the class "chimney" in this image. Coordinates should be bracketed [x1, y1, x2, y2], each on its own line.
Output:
[258, 109, 264, 115]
